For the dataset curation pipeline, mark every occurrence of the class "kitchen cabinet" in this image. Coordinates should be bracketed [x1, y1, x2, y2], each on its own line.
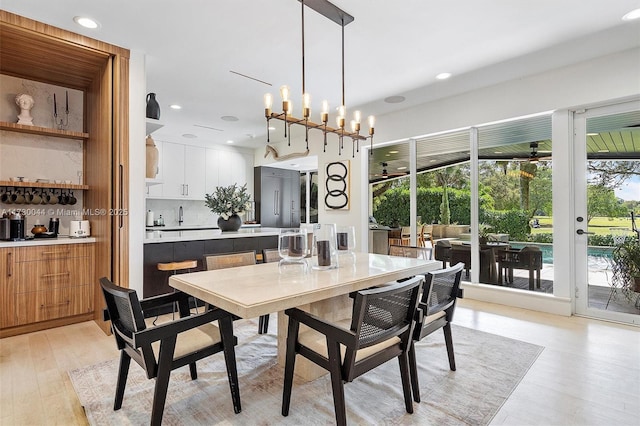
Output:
[254, 167, 300, 228]
[206, 148, 253, 193]
[147, 142, 206, 199]
[0, 242, 95, 336]
[0, 248, 15, 328]
[1, 11, 130, 336]
[143, 236, 277, 298]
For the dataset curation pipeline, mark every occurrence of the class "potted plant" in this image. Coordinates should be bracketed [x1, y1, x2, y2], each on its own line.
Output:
[205, 183, 251, 232]
[612, 238, 640, 293]
[478, 223, 493, 245]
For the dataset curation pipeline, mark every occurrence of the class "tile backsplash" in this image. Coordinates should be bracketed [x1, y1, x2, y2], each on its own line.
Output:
[146, 199, 219, 228]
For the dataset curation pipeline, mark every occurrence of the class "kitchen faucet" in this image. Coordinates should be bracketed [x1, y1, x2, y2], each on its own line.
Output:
[178, 206, 183, 226]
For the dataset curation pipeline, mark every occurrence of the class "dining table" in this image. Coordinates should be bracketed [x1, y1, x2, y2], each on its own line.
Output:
[169, 252, 441, 380]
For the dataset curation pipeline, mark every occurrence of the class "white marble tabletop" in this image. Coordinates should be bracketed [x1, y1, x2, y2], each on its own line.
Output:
[169, 252, 440, 319]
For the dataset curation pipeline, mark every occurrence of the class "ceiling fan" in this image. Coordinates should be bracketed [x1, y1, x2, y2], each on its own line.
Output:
[370, 162, 408, 179]
[514, 142, 552, 163]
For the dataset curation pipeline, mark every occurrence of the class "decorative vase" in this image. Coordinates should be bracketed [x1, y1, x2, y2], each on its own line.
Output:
[146, 93, 160, 119]
[218, 214, 242, 232]
[145, 135, 159, 178]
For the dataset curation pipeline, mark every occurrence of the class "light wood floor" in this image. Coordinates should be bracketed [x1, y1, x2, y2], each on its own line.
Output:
[1, 300, 638, 425]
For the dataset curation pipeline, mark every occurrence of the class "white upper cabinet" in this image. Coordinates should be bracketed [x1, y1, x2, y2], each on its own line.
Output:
[162, 142, 187, 197]
[207, 148, 252, 192]
[148, 143, 254, 200]
[147, 142, 206, 200]
[184, 145, 206, 198]
[205, 148, 219, 194]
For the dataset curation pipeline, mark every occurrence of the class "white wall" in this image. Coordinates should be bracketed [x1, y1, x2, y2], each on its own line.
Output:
[128, 50, 146, 294]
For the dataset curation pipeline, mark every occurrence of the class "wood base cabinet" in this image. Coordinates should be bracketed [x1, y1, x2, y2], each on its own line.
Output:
[0, 243, 95, 337]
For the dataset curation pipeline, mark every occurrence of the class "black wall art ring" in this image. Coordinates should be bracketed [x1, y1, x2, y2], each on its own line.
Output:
[324, 160, 350, 210]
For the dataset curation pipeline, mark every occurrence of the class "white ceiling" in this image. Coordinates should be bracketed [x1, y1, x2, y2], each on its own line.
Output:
[3, 0, 640, 154]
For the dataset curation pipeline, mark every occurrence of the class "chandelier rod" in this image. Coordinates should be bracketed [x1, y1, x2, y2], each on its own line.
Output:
[301, 0, 306, 95]
[341, 18, 345, 108]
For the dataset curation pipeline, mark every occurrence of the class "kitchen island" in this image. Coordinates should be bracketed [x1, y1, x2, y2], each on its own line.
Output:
[143, 227, 281, 297]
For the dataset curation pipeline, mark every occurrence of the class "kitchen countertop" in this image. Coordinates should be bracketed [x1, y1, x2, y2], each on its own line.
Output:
[145, 227, 282, 244]
[0, 236, 97, 248]
[145, 224, 261, 232]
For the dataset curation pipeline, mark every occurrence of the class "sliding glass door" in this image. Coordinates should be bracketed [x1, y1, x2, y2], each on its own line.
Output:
[574, 101, 640, 324]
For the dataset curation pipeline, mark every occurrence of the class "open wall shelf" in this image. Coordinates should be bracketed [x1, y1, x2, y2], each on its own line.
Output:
[0, 121, 89, 140]
[0, 181, 89, 190]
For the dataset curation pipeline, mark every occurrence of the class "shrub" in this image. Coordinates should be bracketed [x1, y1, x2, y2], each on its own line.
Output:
[527, 233, 554, 243]
[480, 210, 530, 241]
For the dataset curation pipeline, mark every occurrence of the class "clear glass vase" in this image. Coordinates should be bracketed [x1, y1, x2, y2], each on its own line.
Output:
[312, 224, 338, 270]
[278, 228, 308, 274]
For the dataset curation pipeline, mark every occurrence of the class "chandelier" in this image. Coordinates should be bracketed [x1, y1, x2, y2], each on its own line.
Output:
[263, 0, 375, 157]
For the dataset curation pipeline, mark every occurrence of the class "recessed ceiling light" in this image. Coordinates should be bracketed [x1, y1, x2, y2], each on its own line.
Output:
[397, 166, 407, 170]
[226, 140, 234, 144]
[436, 72, 452, 80]
[538, 150, 552, 153]
[429, 159, 437, 163]
[598, 149, 610, 153]
[385, 154, 391, 157]
[73, 16, 99, 29]
[384, 95, 406, 104]
[182, 133, 197, 139]
[170, 104, 182, 110]
[268, 126, 276, 131]
[389, 150, 399, 154]
[290, 163, 300, 168]
[221, 115, 238, 122]
[587, 132, 598, 136]
[494, 151, 503, 154]
[622, 8, 640, 21]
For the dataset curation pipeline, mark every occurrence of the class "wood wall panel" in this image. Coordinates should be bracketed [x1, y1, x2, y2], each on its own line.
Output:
[1, 10, 129, 336]
[0, 248, 16, 328]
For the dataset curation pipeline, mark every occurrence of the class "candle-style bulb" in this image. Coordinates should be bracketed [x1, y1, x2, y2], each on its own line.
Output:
[280, 85, 290, 101]
[302, 92, 311, 118]
[321, 100, 329, 114]
[368, 115, 375, 128]
[338, 105, 346, 118]
[350, 120, 357, 132]
[264, 93, 273, 109]
[353, 110, 361, 123]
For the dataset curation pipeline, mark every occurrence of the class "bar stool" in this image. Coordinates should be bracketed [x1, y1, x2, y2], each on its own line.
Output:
[157, 260, 199, 316]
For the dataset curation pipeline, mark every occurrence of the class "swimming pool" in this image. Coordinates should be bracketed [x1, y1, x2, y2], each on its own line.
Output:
[509, 242, 614, 264]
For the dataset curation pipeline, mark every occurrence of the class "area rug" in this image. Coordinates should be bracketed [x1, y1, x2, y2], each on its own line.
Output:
[69, 319, 543, 425]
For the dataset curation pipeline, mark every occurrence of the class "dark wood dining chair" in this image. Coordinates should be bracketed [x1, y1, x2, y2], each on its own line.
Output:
[261, 247, 282, 263]
[409, 262, 464, 402]
[388, 244, 433, 260]
[204, 251, 270, 334]
[281, 276, 424, 426]
[434, 239, 452, 268]
[99, 277, 241, 426]
[497, 245, 543, 290]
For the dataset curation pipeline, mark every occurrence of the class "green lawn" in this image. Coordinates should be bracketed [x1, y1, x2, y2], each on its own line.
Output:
[531, 216, 635, 236]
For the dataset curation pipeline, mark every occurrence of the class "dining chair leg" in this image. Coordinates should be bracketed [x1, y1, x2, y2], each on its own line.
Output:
[398, 351, 414, 414]
[258, 314, 270, 334]
[150, 337, 177, 426]
[219, 315, 242, 414]
[327, 340, 347, 426]
[189, 362, 197, 380]
[529, 268, 535, 290]
[114, 351, 131, 410]
[281, 318, 300, 416]
[443, 323, 456, 371]
[408, 343, 421, 403]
